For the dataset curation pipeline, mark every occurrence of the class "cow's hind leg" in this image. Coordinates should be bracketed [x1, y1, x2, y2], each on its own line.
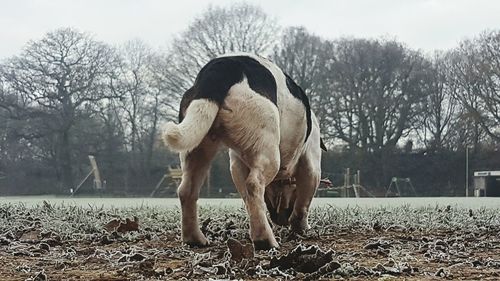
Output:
[290, 155, 321, 233]
[177, 138, 219, 246]
[231, 148, 281, 250]
[229, 150, 250, 202]
[244, 150, 280, 250]
[230, 149, 280, 249]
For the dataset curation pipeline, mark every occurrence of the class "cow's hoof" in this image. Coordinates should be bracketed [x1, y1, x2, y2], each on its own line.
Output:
[290, 216, 309, 234]
[183, 234, 209, 248]
[253, 239, 279, 250]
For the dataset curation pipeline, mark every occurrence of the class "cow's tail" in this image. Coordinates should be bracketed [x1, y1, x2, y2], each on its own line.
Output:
[162, 99, 219, 152]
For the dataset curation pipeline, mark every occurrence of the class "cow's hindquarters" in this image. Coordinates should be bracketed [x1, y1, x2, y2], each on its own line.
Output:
[220, 80, 281, 249]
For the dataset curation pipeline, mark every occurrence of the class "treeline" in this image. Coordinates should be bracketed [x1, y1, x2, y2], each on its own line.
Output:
[0, 3, 499, 196]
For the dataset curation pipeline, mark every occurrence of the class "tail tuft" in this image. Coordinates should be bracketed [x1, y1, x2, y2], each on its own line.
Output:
[162, 122, 184, 151]
[162, 99, 219, 152]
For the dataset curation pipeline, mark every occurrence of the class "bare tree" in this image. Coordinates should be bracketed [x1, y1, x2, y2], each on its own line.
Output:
[416, 53, 459, 152]
[273, 27, 328, 93]
[326, 38, 428, 154]
[477, 30, 500, 141]
[272, 27, 334, 136]
[0, 28, 116, 189]
[447, 30, 500, 143]
[446, 33, 500, 147]
[168, 3, 280, 95]
[320, 38, 430, 187]
[111, 40, 152, 155]
[109, 40, 175, 190]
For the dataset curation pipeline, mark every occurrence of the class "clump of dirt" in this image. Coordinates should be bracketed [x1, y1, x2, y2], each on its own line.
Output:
[104, 216, 139, 233]
[269, 244, 335, 273]
[227, 237, 254, 262]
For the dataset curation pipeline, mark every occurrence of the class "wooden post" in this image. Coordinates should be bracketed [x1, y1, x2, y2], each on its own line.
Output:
[88, 155, 102, 190]
[342, 168, 350, 197]
[466, 146, 469, 197]
[353, 170, 360, 198]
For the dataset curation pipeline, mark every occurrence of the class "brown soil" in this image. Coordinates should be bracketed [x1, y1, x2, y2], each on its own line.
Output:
[1, 204, 499, 280]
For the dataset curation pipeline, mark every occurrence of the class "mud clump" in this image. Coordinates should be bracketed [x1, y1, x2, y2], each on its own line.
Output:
[269, 244, 335, 273]
[227, 238, 254, 262]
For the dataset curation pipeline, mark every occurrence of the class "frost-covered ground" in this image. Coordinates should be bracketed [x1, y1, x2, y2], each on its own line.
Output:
[2, 196, 500, 208]
[0, 201, 499, 280]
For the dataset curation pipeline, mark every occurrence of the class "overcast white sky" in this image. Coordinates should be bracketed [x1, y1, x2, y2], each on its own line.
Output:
[1, 0, 499, 58]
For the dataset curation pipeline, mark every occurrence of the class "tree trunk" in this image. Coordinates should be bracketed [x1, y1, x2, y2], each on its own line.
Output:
[59, 130, 74, 192]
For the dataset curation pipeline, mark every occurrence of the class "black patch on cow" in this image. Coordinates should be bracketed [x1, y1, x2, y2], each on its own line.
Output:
[178, 56, 277, 122]
[320, 138, 327, 151]
[284, 73, 312, 142]
[178, 87, 196, 122]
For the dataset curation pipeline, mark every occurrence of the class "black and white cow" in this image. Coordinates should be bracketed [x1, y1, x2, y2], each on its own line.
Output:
[163, 53, 324, 250]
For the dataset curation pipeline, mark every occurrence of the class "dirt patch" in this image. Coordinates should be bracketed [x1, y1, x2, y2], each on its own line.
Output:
[1, 202, 500, 280]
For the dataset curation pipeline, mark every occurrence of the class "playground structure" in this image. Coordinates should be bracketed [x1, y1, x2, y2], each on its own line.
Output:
[68, 160, 417, 198]
[70, 155, 104, 196]
[150, 166, 183, 197]
[384, 177, 417, 197]
[151, 167, 376, 198]
[317, 168, 375, 197]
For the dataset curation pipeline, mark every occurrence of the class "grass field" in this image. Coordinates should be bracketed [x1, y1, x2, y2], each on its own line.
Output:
[1, 197, 500, 280]
[2, 196, 500, 208]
